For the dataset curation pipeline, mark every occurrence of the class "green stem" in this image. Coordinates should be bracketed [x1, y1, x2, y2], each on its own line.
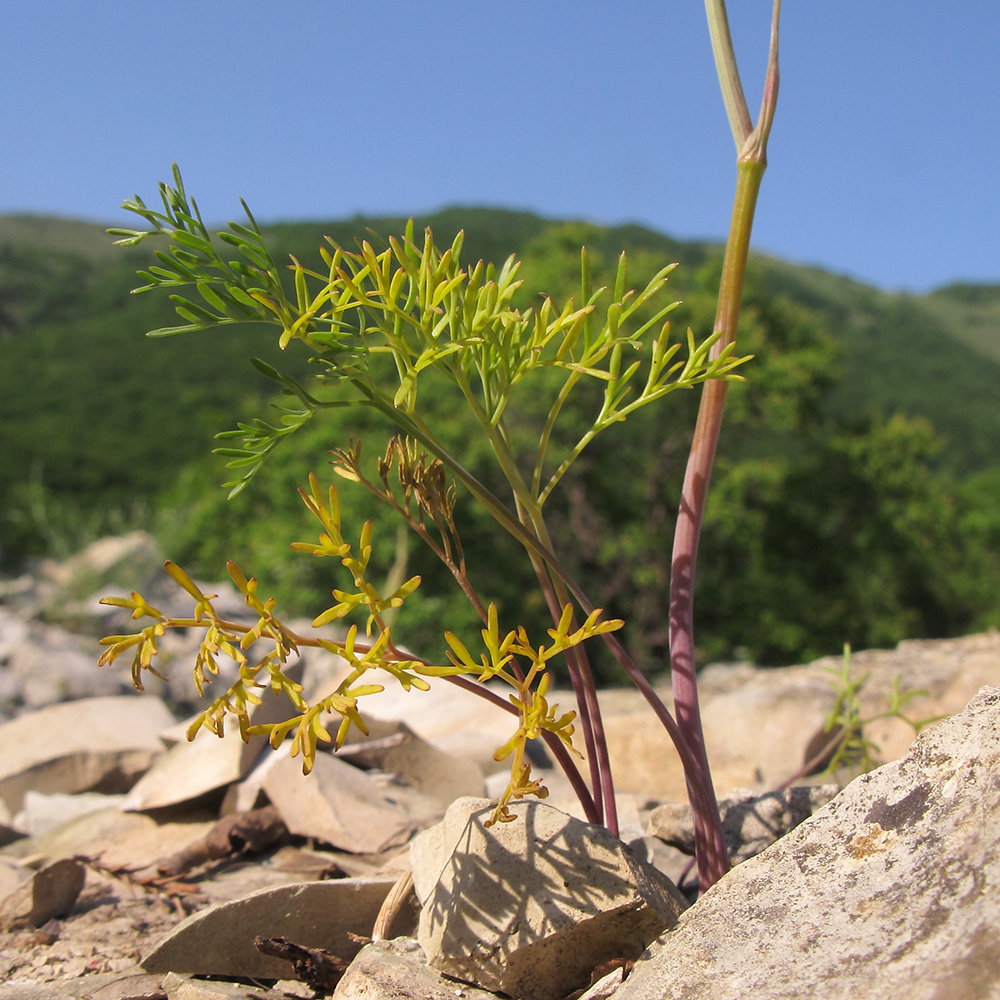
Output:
[360, 379, 619, 829]
[521, 502, 617, 835]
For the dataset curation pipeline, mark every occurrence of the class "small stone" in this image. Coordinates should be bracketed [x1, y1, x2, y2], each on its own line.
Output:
[647, 783, 841, 863]
[410, 797, 687, 1000]
[262, 747, 415, 854]
[333, 938, 503, 1000]
[0, 858, 85, 931]
[29, 918, 61, 945]
[141, 876, 417, 980]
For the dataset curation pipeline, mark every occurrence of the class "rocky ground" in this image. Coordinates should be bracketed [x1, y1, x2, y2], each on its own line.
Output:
[1, 533, 998, 999]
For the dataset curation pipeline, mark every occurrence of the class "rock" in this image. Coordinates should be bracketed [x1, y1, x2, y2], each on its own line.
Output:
[32, 532, 163, 630]
[161, 971, 304, 999]
[410, 797, 687, 1000]
[647, 783, 841, 864]
[6, 623, 132, 707]
[614, 685, 1000, 1000]
[0, 609, 28, 664]
[12, 790, 126, 837]
[339, 719, 485, 807]
[86, 971, 168, 999]
[322, 672, 519, 776]
[1, 804, 216, 872]
[261, 746, 416, 854]
[122, 670, 302, 812]
[141, 876, 416, 980]
[0, 806, 18, 849]
[0, 696, 174, 814]
[577, 965, 629, 1000]
[333, 937, 504, 1000]
[0, 971, 159, 1000]
[599, 673, 835, 801]
[809, 630, 1000, 765]
[0, 858, 85, 931]
[0, 858, 29, 899]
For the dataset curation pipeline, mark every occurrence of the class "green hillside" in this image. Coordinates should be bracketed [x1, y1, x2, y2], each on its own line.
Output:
[1, 207, 997, 672]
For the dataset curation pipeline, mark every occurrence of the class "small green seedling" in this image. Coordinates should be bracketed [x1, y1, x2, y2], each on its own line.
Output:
[776, 644, 944, 790]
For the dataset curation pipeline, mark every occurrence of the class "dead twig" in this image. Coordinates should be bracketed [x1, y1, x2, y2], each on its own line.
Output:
[156, 807, 289, 877]
[253, 934, 350, 992]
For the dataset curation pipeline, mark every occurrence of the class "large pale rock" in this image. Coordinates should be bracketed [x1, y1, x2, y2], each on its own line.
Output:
[410, 797, 686, 1000]
[810, 630, 1000, 765]
[340, 719, 485, 807]
[0, 858, 29, 900]
[0, 972, 162, 1000]
[333, 937, 503, 1000]
[615, 685, 1000, 1000]
[141, 876, 415, 979]
[1, 804, 216, 872]
[12, 790, 126, 837]
[595, 633, 1000, 801]
[123, 672, 302, 812]
[0, 696, 173, 814]
[6, 623, 131, 707]
[599, 673, 835, 801]
[261, 747, 416, 854]
[160, 971, 307, 999]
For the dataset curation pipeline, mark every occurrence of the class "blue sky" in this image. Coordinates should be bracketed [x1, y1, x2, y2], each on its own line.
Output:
[1, 2, 997, 293]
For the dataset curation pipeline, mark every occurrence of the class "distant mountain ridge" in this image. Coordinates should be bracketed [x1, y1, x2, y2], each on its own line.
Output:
[1, 203, 997, 509]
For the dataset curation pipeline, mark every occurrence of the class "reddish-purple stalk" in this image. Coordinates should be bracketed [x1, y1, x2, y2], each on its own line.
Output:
[668, 0, 780, 892]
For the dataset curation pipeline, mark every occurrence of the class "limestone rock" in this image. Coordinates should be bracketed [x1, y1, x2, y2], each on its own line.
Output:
[615, 685, 1000, 1000]
[0, 858, 29, 900]
[0, 696, 173, 814]
[323, 672, 519, 776]
[122, 673, 301, 812]
[261, 747, 416, 854]
[0, 609, 28, 666]
[410, 797, 687, 1000]
[1, 804, 216, 872]
[0, 858, 85, 931]
[12, 790, 126, 837]
[647, 783, 841, 864]
[87, 971, 168, 999]
[808, 630, 1000, 764]
[0, 971, 159, 1000]
[599, 673, 835, 801]
[161, 971, 309, 999]
[340, 719, 485, 807]
[141, 876, 416, 979]
[333, 937, 503, 1000]
[6, 623, 131, 708]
